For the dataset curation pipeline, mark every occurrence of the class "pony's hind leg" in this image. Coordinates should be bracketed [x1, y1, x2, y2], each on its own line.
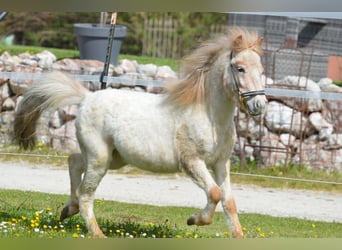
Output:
[214, 159, 243, 238]
[60, 153, 84, 221]
[76, 137, 112, 238]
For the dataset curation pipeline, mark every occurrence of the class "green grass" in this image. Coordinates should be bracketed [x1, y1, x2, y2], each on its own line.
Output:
[0, 189, 341, 238]
[230, 162, 342, 193]
[0, 44, 179, 71]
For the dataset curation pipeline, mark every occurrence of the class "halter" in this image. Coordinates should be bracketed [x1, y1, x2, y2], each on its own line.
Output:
[229, 51, 265, 111]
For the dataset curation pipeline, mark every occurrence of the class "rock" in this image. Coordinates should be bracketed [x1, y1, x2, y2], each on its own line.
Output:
[300, 141, 342, 171]
[318, 78, 342, 92]
[119, 59, 137, 73]
[50, 119, 79, 152]
[321, 100, 342, 133]
[52, 58, 82, 73]
[0, 83, 10, 99]
[2, 98, 16, 111]
[155, 65, 177, 80]
[309, 112, 334, 140]
[49, 110, 64, 129]
[326, 133, 342, 149]
[257, 133, 289, 166]
[264, 101, 308, 137]
[280, 133, 297, 147]
[31, 50, 57, 69]
[274, 76, 323, 112]
[137, 63, 158, 77]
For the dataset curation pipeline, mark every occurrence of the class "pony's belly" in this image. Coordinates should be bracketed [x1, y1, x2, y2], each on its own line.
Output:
[121, 152, 179, 173]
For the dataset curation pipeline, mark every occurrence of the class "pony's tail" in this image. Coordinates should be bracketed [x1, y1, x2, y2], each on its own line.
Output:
[13, 71, 89, 149]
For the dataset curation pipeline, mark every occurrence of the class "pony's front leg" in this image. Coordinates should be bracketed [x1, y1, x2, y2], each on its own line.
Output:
[60, 153, 84, 221]
[182, 158, 221, 226]
[177, 126, 221, 226]
[214, 159, 243, 238]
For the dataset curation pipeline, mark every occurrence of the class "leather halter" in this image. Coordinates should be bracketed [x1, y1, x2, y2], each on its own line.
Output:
[229, 51, 265, 110]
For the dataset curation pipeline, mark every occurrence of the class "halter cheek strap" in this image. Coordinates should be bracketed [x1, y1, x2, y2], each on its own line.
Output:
[229, 51, 265, 110]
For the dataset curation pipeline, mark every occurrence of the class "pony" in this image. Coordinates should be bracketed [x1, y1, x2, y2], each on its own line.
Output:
[13, 26, 267, 238]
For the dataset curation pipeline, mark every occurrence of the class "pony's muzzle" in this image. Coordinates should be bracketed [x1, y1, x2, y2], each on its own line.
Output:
[244, 94, 267, 116]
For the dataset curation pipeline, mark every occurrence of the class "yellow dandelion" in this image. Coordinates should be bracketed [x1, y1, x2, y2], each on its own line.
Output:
[259, 232, 265, 238]
[256, 227, 262, 232]
[311, 223, 316, 228]
[242, 227, 247, 231]
[72, 233, 79, 238]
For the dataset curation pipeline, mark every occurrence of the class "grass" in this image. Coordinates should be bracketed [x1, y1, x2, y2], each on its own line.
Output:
[0, 189, 341, 239]
[0, 44, 180, 71]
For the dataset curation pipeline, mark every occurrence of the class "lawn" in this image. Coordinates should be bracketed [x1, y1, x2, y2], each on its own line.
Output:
[0, 189, 341, 239]
[0, 44, 179, 71]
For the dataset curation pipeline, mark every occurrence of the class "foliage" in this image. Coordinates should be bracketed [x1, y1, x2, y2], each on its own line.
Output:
[0, 12, 228, 58]
[0, 12, 99, 49]
[333, 80, 342, 87]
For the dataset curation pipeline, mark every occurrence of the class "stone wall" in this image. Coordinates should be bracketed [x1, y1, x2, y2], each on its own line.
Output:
[1, 50, 341, 172]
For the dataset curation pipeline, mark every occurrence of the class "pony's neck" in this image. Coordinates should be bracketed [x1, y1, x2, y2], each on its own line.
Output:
[205, 59, 237, 126]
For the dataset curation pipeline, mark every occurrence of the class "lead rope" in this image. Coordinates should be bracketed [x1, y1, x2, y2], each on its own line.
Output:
[100, 12, 117, 90]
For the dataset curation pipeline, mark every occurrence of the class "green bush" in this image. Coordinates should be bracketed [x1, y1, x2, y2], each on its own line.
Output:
[0, 12, 228, 58]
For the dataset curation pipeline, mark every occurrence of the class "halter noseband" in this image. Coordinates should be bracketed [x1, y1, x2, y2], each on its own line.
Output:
[229, 51, 265, 110]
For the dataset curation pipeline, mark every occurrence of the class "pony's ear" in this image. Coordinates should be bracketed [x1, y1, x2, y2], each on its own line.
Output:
[258, 37, 264, 46]
[233, 35, 243, 51]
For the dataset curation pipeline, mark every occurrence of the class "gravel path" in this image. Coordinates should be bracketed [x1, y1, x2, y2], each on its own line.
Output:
[0, 161, 341, 223]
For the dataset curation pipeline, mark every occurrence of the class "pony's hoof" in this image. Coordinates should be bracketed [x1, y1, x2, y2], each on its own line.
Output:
[187, 217, 196, 225]
[60, 205, 79, 221]
[60, 206, 70, 221]
[233, 230, 244, 238]
[186, 213, 212, 226]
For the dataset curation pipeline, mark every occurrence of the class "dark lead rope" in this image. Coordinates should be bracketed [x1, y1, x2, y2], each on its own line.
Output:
[100, 12, 117, 90]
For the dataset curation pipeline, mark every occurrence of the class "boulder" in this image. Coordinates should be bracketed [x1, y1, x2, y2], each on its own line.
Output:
[264, 101, 308, 137]
[273, 76, 323, 112]
[309, 112, 334, 140]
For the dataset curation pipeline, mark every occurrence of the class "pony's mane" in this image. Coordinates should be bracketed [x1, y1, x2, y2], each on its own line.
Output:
[165, 26, 263, 106]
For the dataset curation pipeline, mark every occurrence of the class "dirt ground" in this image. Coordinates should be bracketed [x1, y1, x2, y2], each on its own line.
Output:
[0, 161, 341, 223]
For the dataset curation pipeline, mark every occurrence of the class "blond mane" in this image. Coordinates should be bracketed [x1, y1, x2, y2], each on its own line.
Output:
[165, 26, 263, 106]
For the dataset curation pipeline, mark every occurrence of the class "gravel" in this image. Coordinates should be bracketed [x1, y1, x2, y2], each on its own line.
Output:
[0, 161, 341, 223]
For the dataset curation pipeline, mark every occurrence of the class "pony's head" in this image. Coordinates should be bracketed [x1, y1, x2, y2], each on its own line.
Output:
[227, 27, 267, 116]
[165, 26, 267, 116]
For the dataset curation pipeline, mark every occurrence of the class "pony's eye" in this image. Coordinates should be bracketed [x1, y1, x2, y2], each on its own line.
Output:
[237, 67, 245, 73]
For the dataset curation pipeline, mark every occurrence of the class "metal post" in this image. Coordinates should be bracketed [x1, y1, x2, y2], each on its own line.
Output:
[100, 12, 117, 90]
